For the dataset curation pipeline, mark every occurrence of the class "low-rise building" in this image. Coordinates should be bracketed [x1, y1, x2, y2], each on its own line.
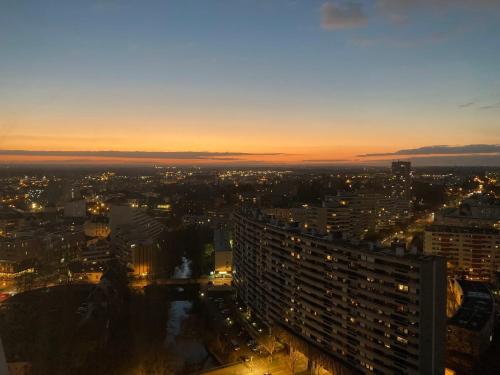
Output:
[447, 279, 495, 357]
[214, 228, 232, 274]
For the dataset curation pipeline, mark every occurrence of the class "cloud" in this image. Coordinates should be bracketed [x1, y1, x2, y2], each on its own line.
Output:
[479, 101, 500, 110]
[321, 1, 368, 30]
[0, 150, 285, 161]
[377, 0, 500, 19]
[456, 100, 500, 110]
[321, 0, 500, 32]
[358, 144, 500, 157]
[364, 154, 500, 167]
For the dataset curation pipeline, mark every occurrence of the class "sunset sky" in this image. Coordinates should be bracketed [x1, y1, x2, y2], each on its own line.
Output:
[1, 0, 500, 166]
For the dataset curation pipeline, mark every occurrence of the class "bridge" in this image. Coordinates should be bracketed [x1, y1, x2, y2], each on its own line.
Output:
[129, 275, 233, 288]
[128, 277, 233, 300]
[129, 276, 211, 289]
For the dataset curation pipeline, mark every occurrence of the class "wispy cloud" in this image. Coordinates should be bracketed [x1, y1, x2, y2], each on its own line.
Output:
[457, 99, 500, 110]
[479, 101, 500, 110]
[0, 150, 285, 161]
[377, 0, 500, 21]
[358, 144, 500, 157]
[321, 1, 368, 30]
[322, 0, 500, 32]
[365, 154, 500, 167]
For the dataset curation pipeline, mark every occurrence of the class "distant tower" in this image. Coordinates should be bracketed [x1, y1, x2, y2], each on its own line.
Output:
[391, 161, 412, 217]
[391, 160, 411, 176]
[391, 161, 411, 198]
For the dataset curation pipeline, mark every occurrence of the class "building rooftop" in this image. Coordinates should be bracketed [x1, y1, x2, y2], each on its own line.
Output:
[237, 208, 436, 262]
[426, 224, 499, 235]
[448, 280, 494, 331]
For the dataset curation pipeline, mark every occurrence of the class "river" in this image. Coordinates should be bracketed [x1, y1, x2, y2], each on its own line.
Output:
[164, 257, 217, 373]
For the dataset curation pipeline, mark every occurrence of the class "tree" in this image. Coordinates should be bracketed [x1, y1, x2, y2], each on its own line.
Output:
[286, 348, 301, 375]
[261, 335, 277, 372]
[131, 347, 175, 375]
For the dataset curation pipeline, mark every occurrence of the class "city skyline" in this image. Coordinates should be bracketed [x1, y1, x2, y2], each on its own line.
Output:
[2, 3, 500, 373]
[1, 1, 500, 166]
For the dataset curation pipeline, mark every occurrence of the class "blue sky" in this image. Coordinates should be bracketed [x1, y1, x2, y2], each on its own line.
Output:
[1, 0, 500, 165]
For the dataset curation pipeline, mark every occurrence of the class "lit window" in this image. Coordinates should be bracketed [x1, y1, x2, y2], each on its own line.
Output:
[397, 284, 409, 292]
[397, 336, 408, 344]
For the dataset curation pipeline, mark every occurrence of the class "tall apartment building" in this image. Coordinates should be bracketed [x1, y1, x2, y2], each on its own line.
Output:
[391, 161, 411, 198]
[423, 225, 500, 281]
[390, 161, 412, 218]
[323, 192, 398, 237]
[265, 190, 402, 240]
[233, 210, 446, 375]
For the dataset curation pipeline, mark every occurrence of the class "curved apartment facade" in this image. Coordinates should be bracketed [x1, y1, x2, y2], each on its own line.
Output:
[233, 210, 446, 375]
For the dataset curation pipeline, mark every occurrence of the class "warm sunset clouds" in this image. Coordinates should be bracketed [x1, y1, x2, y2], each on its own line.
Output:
[0, 1, 499, 166]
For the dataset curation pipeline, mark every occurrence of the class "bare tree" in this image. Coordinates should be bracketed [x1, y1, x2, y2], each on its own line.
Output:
[130, 347, 176, 375]
[261, 334, 277, 372]
[286, 348, 300, 375]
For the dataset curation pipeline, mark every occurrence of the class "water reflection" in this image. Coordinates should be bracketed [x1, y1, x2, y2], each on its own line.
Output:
[164, 257, 216, 373]
[165, 257, 192, 345]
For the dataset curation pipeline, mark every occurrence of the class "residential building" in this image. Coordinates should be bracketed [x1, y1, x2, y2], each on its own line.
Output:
[435, 193, 500, 229]
[423, 225, 500, 281]
[214, 228, 232, 274]
[447, 279, 495, 357]
[233, 209, 446, 375]
[63, 199, 87, 218]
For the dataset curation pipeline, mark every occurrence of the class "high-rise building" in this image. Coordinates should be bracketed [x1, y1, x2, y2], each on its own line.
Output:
[391, 161, 412, 218]
[265, 190, 404, 240]
[233, 209, 446, 375]
[391, 161, 411, 191]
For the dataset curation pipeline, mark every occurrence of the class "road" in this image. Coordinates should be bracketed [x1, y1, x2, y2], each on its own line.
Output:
[200, 352, 308, 375]
[380, 211, 434, 248]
